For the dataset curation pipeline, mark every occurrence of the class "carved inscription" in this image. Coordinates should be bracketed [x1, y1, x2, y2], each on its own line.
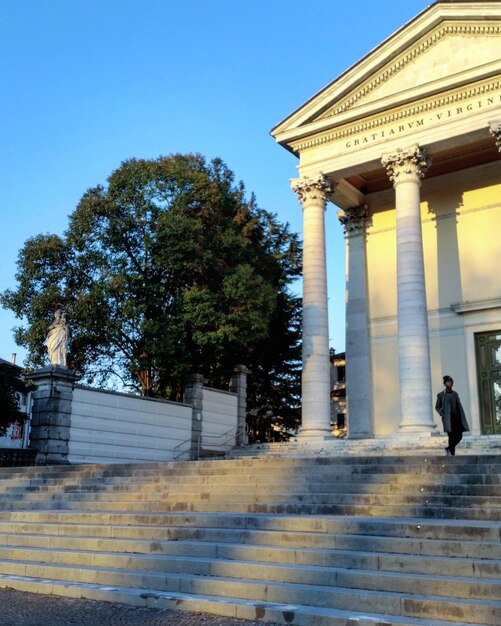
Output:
[345, 95, 501, 149]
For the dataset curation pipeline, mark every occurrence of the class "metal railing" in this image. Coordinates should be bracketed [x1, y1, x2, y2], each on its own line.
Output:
[0, 448, 37, 467]
[173, 423, 247, 461]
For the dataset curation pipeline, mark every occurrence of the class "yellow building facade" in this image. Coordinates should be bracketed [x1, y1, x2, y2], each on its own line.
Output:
[272, 1, 501, 440]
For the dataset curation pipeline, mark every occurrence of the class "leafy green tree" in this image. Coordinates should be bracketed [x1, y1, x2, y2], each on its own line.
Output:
[2, 154, 302, 434]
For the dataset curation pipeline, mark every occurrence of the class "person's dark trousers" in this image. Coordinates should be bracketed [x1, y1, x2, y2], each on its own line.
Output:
[448, 427, 463, 456]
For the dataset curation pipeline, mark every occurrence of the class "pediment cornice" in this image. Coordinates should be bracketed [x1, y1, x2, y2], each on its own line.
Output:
[272, 2, 501, 151]
[320, 22, 501, 121]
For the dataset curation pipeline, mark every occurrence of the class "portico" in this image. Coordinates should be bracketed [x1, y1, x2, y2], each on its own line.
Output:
[272, 1, 501, 439]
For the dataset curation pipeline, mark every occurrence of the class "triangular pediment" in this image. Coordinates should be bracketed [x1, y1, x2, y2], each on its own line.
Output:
[272, 2, 501, 147]
[321, 23, 501, 120]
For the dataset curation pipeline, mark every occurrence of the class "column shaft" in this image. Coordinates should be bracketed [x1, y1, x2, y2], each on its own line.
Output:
[291, 174, 332, 439]
[382, 145, 435, 431]
[339, 206, 373, 438]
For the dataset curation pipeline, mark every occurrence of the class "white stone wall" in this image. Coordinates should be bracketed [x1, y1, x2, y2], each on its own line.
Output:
[201, 388, 238, 451]
[68, 387, 192, 464]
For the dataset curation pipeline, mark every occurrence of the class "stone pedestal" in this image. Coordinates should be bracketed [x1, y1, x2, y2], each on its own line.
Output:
[27, 366, 79, 464]
[291, 174, 333, 440]
[382, 145, 435, 432]
[229, 365, 250, 446]
[184, 374, 205, 460]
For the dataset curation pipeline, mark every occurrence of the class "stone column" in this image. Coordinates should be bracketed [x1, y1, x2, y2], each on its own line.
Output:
[381, 144, 435, 432]
[338, 205, 373, 438]
[291, 173, 333, 439]
[27, 365, 79, 464]
[184, 374, 205, 460]
[229, 365, 250, 446]
[489, 121, 501, 152]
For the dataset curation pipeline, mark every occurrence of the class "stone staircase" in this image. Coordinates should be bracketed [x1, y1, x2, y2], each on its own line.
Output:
[0, 455, 499, 625]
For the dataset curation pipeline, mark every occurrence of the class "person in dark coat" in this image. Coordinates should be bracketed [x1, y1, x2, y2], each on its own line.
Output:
[435, 375, 470, 456]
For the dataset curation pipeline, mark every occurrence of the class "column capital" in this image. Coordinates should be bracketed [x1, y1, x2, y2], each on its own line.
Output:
[489, 121, 501, 152]
[337, 205, 370, 236]
[290, 173, 334, 206]
[381, 144, 430, 186]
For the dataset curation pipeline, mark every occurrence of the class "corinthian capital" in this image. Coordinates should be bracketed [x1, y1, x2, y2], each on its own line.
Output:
[381, 144, 430, 185]
[489, 121, 501, 152]
[290, 173, 334, 206]
[337, 205, 370, 236]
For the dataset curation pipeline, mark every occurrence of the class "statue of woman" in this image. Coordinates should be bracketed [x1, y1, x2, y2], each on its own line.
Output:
[46, 308, 69, 367]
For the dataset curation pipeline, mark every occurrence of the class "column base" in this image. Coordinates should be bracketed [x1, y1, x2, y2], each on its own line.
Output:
[398, 423, 438, 433]
[296, 427, 333, 441]
[394, 425, 440, 438]
[347, 431, 373, 440]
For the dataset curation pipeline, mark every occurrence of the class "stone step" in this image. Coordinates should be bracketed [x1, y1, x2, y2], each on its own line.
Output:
[0, 523, 478, 554]
[2, 526, 501, 560]
[0, 551, 500, 603]
[1, 455, 500, 625]
[2, 461, 499, 482]
[0, 576, 484, 626]
[3, 489, 501, 510]
[5, 454, 497, 471]
[228, 439, 501, 460]
[0, 512, 498, 542]
[2, 473, 501, 496]
[1, 455, 500, 479]
[0, 559, 498, 623]
[3, 478, 501, 497]
[1, 482, 499, 506]
[0, 538, 499, 583]
[0, 479, 501, 500]
[1, 498, 497, 520]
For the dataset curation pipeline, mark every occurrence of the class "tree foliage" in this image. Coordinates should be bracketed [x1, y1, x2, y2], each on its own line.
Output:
[2, 154, 302, 434]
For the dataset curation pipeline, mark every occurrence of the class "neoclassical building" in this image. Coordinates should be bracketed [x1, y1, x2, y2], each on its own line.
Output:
[272, 1, 501, 440]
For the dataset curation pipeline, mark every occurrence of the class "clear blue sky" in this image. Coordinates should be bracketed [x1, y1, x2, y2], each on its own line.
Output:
[0, 0, 431, 366]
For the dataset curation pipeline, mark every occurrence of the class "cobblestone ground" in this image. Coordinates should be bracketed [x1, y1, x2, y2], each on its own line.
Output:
[0, 589, 280, 626]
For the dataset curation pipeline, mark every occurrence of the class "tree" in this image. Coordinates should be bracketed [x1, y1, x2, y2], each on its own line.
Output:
[2, 154, 302, 432]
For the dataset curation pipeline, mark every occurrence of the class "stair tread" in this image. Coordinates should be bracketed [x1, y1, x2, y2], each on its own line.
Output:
[2, 538, 501, 567]
[0, 550, 501, 588]
[0, 575, 489, 626]
[1, 558, 500, 604]
[1, 510, 500, 526]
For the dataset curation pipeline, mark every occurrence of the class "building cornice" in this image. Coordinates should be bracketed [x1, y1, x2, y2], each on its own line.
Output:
[452, 298, 501, 314]
[290, 77, 501, 154]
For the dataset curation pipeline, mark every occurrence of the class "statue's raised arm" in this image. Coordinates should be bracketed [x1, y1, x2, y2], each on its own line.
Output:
[46, 308, 69, 367]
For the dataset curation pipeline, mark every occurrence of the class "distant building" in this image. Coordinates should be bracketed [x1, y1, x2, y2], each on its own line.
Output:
[0, 357, 31, 449]
[330, 350, 346, 437]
